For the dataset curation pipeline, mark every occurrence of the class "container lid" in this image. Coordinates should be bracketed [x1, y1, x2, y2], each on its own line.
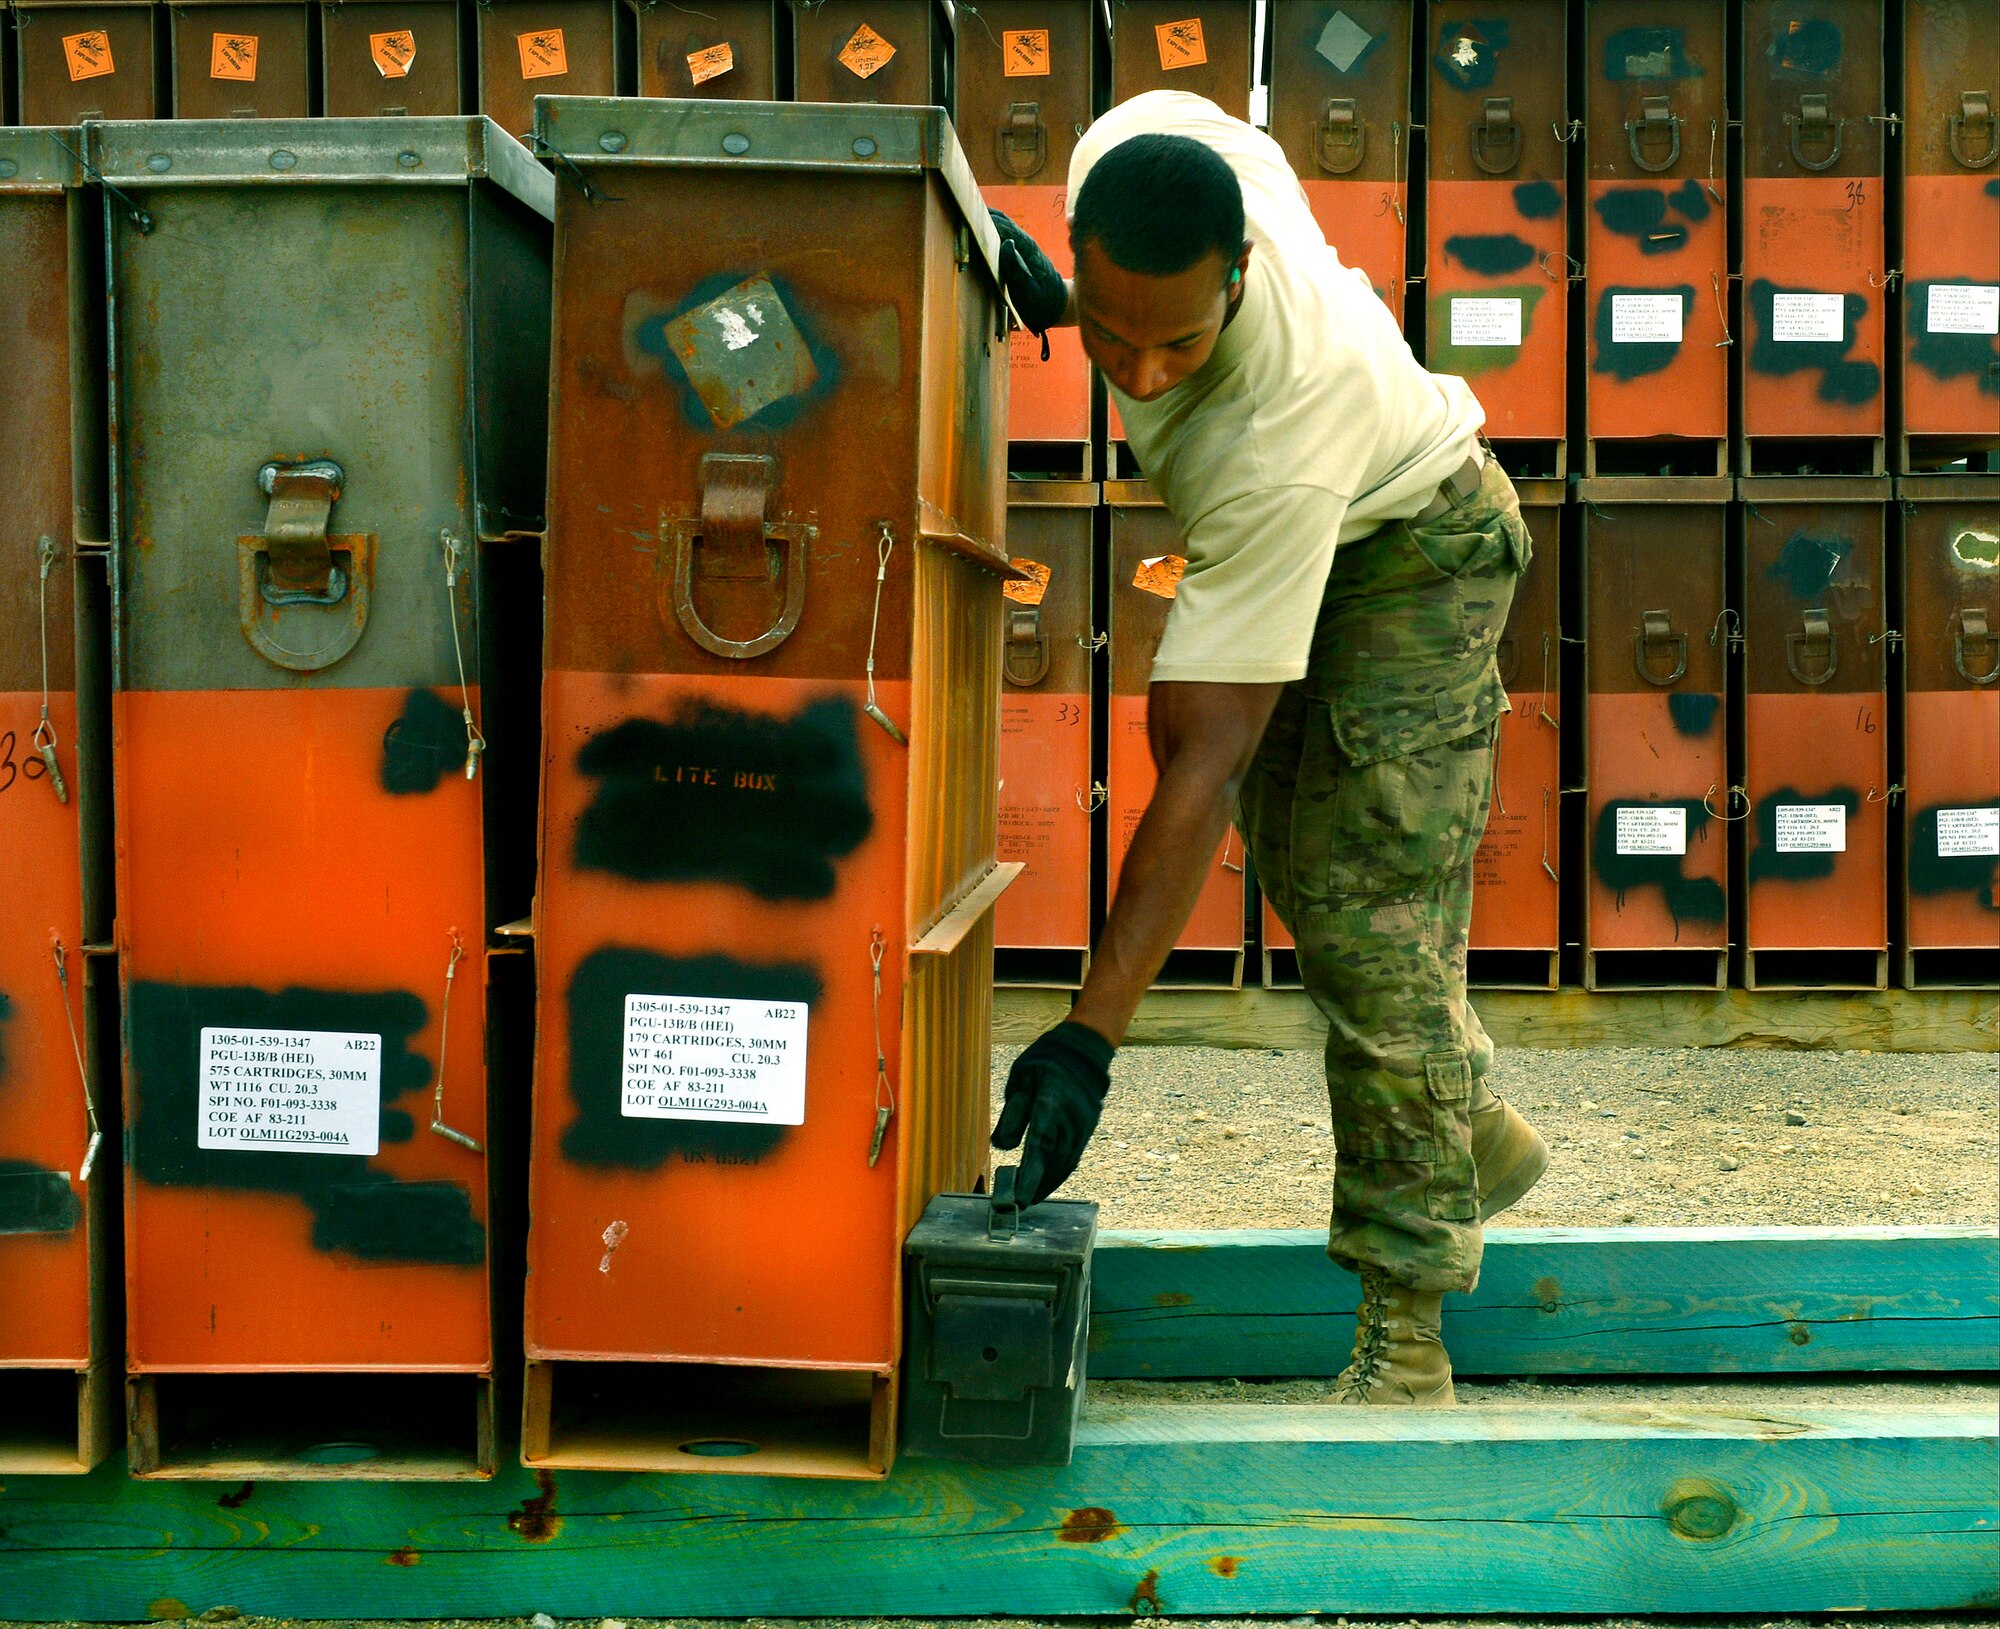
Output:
[906, 1188, 1098, 1271]
[0, 128, 85, 195]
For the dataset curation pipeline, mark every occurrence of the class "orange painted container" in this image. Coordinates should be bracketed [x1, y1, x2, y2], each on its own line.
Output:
[1260, 898, 1298, 988]
[1581, 0, 1729, 472]
[526, 99, 1011, 1479]
[959, 0, 1096, 463]
[9, 0, 164, 123]
[997, 482, 1097, 986]
[1109, 0, 1253, 119]
[791, 0, 947, 106]
[1738, 0, 1887, 464]
[1578, 479, 1732, 989]
[1737, 477, 1890, 988]
[1899, 0, 2000, 466]
[167, 0, 310, 119]
[0, 129, 116, 1475]
[1265, 0, 1414, 325]
[99, 118, 553, 1479]
[475, 0, 621, 142]
[631, 0, 776, 99]
[1469, 479, 1561, 987]
[1897, 475, 2000, 988]
[1104, 481, 1246, 988]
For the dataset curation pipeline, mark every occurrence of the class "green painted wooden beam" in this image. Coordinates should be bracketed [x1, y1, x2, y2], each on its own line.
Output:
[0, 1403, 1992, 1618]
[1091, 1226, 2000, 1379]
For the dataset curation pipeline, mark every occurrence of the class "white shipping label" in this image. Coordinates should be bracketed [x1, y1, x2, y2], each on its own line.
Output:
[1927, 284, 2000, 336]
[1616, 805, 1687, 856]
[1770, 292, 1846, 343]
[1611, 293, 1685, 345]
[621, 995, 808, 1124]
[198, 1028, 381, 1154]
[1450, 297, 1523, 347]
[1937, 806, 2000, 857]
[1775, 803, 1847, 853]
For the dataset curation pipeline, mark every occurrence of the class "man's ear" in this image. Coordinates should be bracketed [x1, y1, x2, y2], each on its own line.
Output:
[1229, 241, 1253, 296]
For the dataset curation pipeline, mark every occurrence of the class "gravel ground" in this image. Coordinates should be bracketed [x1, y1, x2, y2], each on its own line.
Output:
[991, 1045, 2000, 1231]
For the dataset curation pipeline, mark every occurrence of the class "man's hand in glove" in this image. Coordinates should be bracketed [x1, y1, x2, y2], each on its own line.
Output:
[988, 207, 1070, 356]
[990, 1020, 1114, 1206]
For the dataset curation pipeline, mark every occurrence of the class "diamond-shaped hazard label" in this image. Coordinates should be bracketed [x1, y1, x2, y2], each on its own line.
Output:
[1155, 17, 1206, 69]
[1315, 10, 1375, 73]
[839, 23, 896, 79]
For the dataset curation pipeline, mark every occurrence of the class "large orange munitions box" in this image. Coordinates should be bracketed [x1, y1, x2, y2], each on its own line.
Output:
[1738, 0, 1887, 470]
[1265, 0, 1414, 326]
[1109, 0, 1253, 119]
[526, 97, 1012, 1479]
[475, 0, 622, 141]
[1899, 0, 2000, 471]
[167, 0, 309, 118]
[1736, 478, 1891, 989]
[1578, 479, 1732, 989]
[1261, 897, 1299, 987]
[9, 0, 163, 122]
[957, 0, 1096, 466]
[792, 0, 949, 107]
[1581, 0, 1729, 474]
[1105, 480, 1246, 988]
[1897, 475, 2000, 988]
[99, 118, 554, 1479]
[0, 129, 116, 1476]
[1469, 479, 1562, 988]
[320, 0, 464, 117]
[1426, 0, 1569, 464]
[631, 0, 776, 99]
[996, 482, 1097, 987]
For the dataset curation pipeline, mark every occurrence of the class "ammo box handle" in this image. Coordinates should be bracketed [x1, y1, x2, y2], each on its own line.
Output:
[1954, 607, 1999, 684]
[661, 453, 814, 660]
[236, 459, 374, 673]
[1948, 91, 1999, 170]
[1786, 93, 1843, 172]
[1786, 607, 1837, 686]
[1316, 99, 1365, 175]
[996, 101, 1047, 179]
[1004, 604, 1050, 685]
[1626, 95, 1682, 173]
[1632, 609, 1687, 686]
[1472, 97, 1520, 174]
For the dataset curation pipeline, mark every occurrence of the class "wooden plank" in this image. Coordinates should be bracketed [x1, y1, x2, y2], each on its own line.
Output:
[0, 1402, 1990, 1617]
[912, 863, 1024, 957]
[995, 986, 2000, 1052]
[1090, 1226, 2000, 1379]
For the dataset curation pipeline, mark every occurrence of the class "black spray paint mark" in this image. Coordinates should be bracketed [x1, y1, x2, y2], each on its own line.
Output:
[1593, 284, 1696, 380]
[1747, 282, 1881, 406]
[0, 1159, 81, 1236]
[573, 695, 872, 900]
[1909, 806, 2000, 907]
[1593, 800, 1726, 934]
[1444, 233, 1538, 276]
[1593, 182, 1711, 254]
[632, 269, 841, 434]
[0, 986, 10, 1078]
[562, 946, 822, 1171]
[1766, 531, 1850, 599]
[1748, 788, 1862, 885]
[380, 689, 467, 795]
[1766, 17, 1841, 77]
[126, 981, 484, 1267]
[1906, 282, 2000, 398]
[1602, 26, 1701, 81]
[1513, 181, 1562, 220]
[1667, 692, 1721, 737]
[1990, 181, 2000, 201]
[1670, 179, 1712, 223]
[1434, 19, 1510, 91]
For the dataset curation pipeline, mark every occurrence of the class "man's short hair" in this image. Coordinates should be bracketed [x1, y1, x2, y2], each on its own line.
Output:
[1070, 133, 1246, 277]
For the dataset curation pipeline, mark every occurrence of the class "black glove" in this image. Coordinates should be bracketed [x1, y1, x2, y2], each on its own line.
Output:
[988, 207, 1068, 359]
[991, 1020, 1114, 1207]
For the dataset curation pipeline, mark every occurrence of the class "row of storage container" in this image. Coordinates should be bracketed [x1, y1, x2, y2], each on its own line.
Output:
[995, 476, 2000, 994]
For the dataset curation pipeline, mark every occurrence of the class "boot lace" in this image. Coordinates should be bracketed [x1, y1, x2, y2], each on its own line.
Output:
[1336, 1268, 1394, 1400]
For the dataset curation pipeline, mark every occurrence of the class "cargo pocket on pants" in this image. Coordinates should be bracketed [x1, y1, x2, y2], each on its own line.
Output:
[1423, 1048, 1477, 1222]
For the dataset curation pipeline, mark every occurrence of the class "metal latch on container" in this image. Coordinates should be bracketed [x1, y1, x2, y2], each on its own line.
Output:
[997, 101, 1047, 179]
[1632, 609, 1686, 686]
[1004, 604, 1049, 686]
[1316, 98, 1364, 174]
[661, 452, 814, 660]
[925, 1273, 1061, 1402]
[1627, 95, 1681, 172]
[1954, 607, 1999, 684]
[1787, 607, 1837, 685]
[1472, 97, 1520, 174]
[1787, 93, 1843, 171]
[1949, 91, 1998, 170]
[237, 458, 374, 672]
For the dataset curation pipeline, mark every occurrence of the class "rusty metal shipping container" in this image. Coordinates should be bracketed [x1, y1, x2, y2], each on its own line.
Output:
[632, 0, 776, 99]
[1897, 475, 2000, 987]
[1738, 0, 1887, 469]
[1108, 0, 1251, 118]
[1737, 478, 1891, 989]
[526, 97, 1012, 1479]
[321, 0, 464, 117]
[1581, 0, 1729, 473]
[1265, 0, 1414, 327]
[1578, 479, 1732, 989]
[9, 0, 163, 123]
[476, 0, 622, 141]
[0, 128, 116, 1477]
[1468, 479, 1561, 987]
[791, 0, 948, 106]
[1426, 0, 1569, 463]
[1105, 481, 1246, 988]
[996, 482, 1097, 987]
[1899, 0, 2000, 470]
[956, 0, 1095, 466]
[168, 0, 309, 119]
[98, 116, 553, 1479]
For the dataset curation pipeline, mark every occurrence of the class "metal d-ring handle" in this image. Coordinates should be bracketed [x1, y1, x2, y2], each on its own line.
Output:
[1787, 607, 1837, 685]
[1317, 98, 1365, 174]
[1948, 91, 1999, 169]
[660, 452, 813, 661]
[996, 101, 1047, 179]
[236, 458, 373, 672]
[1004, 603, 1050, 686]
[1787, 93, 1843, 171]
[1626, 95, 1682, 172]
[668, 523, 809, 660]
[1954, 607, 2000, 684]
[1632, 609, 1686, 686]
[1472, 97, 1520, 174]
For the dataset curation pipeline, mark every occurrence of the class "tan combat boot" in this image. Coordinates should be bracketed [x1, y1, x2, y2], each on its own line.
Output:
[1471, 1079, 1548, 1219]
[1331, 1267, 1455, 1406]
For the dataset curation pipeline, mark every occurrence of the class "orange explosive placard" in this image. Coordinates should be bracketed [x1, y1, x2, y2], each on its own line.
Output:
[62, 29, 116, 80]
[210, 32, 259, 81]
[1156, 16, 1207, 68]
[517, 28, 569, 79]
[838, 22, 896, 78]
[1004, 558, 1052, 605]
[1132, 554, 1187, 598]
[1002, 28, 1050, 76]
[686, 41, 734, 85]
[370, 29, 416, 77]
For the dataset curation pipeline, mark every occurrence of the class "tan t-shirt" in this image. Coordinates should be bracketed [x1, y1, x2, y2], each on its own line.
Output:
[1069, 91, 1485, 684]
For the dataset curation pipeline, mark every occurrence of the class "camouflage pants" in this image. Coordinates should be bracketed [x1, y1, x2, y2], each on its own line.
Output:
[1237, 457, 1530, 1294]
